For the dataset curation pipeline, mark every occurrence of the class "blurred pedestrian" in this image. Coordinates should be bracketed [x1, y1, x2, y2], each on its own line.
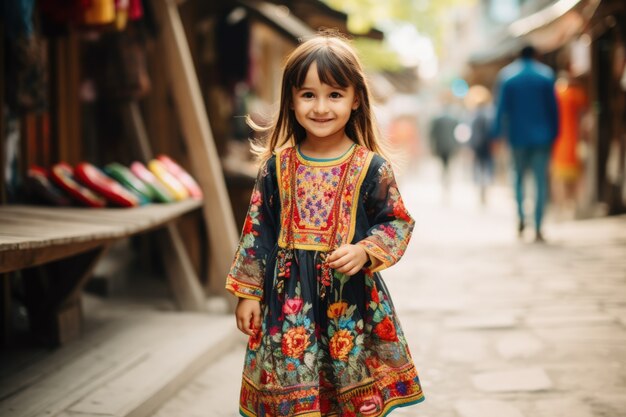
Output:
[226, 33, 424, 417]
[429, 103, 459, 189]
[493, 45, 559, 242]
[551, 71, 588, 217]
[465, 85, 494, 205]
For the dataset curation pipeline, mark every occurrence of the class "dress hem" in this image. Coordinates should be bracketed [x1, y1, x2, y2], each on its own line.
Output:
[238, 393, 425, 417]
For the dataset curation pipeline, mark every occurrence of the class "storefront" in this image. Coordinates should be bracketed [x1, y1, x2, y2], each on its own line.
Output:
[466, 0, 626, 216]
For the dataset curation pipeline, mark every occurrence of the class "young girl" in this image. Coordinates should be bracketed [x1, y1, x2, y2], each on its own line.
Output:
[226, 33, 424, 417]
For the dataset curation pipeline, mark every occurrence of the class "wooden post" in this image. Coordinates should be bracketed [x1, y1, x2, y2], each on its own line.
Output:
[22, 246, 110, 346]
[157, 224, 208, 310]
[122, 101, 206, 311]
[151, 0, 238, 297]
[52, 31, 82, 164]
[0, 24, 5, 204]
[1, 274, 10, 347]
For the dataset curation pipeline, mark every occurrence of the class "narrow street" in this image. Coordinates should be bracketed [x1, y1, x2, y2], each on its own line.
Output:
[153, 158, 626, 417]
[3, 2, 626, 417]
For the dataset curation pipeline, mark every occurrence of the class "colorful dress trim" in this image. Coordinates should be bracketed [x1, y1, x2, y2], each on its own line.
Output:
[277, 145, 373, 252]
[239, 360, 424, 417]
[225, 277, 265, 300]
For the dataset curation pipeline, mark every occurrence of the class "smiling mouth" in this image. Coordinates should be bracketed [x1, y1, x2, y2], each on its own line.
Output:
[311, 118, 332, 123]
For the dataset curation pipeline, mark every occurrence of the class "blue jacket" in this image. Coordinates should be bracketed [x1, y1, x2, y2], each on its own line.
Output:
[492, 58, 559, 148]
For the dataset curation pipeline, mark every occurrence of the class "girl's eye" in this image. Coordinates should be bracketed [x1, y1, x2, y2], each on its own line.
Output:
[330, 92, 343, 99]
[301, 92, 314, 99]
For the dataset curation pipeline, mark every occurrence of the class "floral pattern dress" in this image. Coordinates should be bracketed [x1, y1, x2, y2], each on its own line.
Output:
[226, 144, 424, 417]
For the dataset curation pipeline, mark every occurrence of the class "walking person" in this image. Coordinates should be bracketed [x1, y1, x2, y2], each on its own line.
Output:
[551, 70, 588, 218]
[466, 85, 495, 205]
[226, 33, 424, 417]
[429, 103, 459, 190]
[493, 45, 559, 242]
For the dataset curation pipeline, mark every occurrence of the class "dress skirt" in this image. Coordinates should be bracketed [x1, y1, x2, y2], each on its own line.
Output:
[238, 247, 424, 417]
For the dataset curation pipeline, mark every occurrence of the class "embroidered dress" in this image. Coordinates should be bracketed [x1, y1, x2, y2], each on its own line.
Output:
[226, 144, 424, 417]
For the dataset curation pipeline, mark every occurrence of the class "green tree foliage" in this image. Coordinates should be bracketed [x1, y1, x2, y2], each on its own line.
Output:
[326, 0, 475, 37]
[352, 38, 402, 72]
[324, 0, 476, 70]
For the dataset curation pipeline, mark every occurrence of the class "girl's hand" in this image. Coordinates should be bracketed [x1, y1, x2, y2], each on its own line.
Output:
[235, 298, 261, 336]
[326, 244, 369, 276]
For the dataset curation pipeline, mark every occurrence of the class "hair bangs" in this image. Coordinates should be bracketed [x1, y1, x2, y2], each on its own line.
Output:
[315, 49, 352, 88]
[291, 47, 353, 89]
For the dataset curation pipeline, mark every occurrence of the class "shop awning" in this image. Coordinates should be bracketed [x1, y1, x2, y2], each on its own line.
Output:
[242, 1, 314, 41]
[240, 1, 384, 42]
[508, 0, 585, 37]
[469, 0, 600, 65]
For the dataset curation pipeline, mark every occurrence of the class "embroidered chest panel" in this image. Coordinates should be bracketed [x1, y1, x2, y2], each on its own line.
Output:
[277, 146, 373, 251]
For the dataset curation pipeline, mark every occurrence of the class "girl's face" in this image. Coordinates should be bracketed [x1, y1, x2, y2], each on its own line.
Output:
[291, 62, 359, 144]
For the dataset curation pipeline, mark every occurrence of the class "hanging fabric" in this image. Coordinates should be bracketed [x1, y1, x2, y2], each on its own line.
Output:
[82, 0, 116, 26]
[4, 0, 47, 114]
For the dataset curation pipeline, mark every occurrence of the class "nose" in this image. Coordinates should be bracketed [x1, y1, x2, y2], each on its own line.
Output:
[313, 97, 329, 114]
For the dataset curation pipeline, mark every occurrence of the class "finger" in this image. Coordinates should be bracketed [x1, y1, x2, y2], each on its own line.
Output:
[239, 311, 254, 336]
[347, 265, 362, 276]
[252, 310, 262, 333]
[329, 255, 351, 269]
[243, 316, 254, 336]
[336, 260, 356, 273]
[328, 249, 352, 266]
[327, 245, 348, 262]
[236, 316, 245, 334]
[326, 250, 339, 263]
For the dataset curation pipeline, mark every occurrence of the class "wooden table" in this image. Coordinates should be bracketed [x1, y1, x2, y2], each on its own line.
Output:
[0, 200, 206, 346]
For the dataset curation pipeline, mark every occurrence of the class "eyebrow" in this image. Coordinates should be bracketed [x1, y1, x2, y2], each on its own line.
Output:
[296, 85, 347, 91]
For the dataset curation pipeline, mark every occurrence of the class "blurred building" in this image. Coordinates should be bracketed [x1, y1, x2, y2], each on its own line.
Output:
[465, 0, 626, 217]
[0, 0, 388, 347]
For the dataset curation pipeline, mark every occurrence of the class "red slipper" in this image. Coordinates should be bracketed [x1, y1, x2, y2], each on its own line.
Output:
[74, 162, 140, 207]
[50, 162, 107, 207]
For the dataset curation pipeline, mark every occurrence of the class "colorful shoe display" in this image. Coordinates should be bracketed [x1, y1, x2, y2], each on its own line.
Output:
[74, 162, 140, 207]
[50, 162, 107, 208]
[27, 157, 199, 208]
[104, 162, 153, 203]
[148, 159, 189, 201]
[156, 155, 203, 200]
[130, 161, 176, 203]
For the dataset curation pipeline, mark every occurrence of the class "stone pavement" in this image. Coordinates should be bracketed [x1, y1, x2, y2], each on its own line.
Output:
[152, 158, 626, 417]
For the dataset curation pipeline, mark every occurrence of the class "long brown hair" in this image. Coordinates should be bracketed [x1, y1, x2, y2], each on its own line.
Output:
[250, 32, 385, 161]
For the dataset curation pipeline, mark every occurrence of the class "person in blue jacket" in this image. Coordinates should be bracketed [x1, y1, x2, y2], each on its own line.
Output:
[493, 45, 559, 242]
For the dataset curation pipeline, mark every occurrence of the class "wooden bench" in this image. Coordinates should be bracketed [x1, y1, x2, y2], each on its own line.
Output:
[0, 200, 206, 346]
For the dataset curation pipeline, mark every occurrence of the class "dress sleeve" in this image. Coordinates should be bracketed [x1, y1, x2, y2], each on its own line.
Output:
[225, 157, 277, 300]
[357, 160, 415, 273]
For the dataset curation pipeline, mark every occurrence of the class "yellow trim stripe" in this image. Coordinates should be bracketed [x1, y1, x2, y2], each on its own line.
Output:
[276, 147, 287, 249]
[225, 275, 263, 300]
[240, 408, 323, 417]
[379, 392, 425, 416]
[357, 239, 396, 273]
[346, 150, 374, 244]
